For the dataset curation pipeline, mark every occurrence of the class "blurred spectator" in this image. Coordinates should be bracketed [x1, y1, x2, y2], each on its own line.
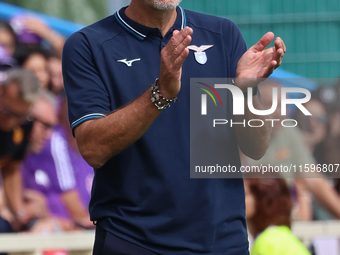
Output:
[21, 95, 93, 231]
[23, 17, 65, 57]
[10, 16, 65, 57]
[0, 19, 17, 56]
[294, 89, 340, 220]
[244, 177, 311, 255]
[16, 91, 75, 233]
[1, 15, 90, 233]
[10, 16, 42, 45]
[243, 80, 340, 221]
[0, 68, 40, 231]
[16, 46, 50, 89]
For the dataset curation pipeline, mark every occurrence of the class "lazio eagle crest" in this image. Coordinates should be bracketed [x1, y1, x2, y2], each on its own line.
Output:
[187, 45, 214, 65]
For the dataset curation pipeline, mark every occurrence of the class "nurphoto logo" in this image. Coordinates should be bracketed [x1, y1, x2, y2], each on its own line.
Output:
[197, 81, 312, 128]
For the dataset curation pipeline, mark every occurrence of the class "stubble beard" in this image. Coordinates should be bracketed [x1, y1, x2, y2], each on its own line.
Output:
[152, 0, 182, 10]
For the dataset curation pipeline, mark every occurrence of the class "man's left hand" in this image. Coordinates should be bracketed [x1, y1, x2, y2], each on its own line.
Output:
[236, 32, 286, 89]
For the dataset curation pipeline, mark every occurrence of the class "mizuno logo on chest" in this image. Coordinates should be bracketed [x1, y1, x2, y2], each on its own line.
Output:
[117, 58, 141, 67]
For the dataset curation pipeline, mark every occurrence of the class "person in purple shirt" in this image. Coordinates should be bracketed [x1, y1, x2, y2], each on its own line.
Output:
[20, 92, 93, 232]
[22, 127, 75, 220]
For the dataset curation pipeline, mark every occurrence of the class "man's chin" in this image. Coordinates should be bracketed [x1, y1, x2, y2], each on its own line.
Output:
[152, 0, 182, 11]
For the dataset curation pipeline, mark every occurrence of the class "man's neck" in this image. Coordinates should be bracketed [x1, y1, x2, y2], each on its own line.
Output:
[125, 1, 178, 37]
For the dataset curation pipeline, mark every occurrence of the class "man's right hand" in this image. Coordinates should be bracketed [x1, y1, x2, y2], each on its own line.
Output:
[158, 26, 193, 99]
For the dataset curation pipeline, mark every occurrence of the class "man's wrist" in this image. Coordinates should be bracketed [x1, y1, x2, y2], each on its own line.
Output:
[233, 77, 261, 97]
[232, 78, 258, 97]
[150, 79, 178, 110]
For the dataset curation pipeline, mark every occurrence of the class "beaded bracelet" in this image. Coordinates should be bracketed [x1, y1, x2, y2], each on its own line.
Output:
[150, 79, 178, 110]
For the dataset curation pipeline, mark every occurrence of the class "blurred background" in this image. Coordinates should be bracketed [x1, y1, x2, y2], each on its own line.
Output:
[0, 0, 340, 255]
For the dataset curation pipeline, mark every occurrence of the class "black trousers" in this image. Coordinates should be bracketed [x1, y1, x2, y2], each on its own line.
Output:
[93, 224, 158, 255]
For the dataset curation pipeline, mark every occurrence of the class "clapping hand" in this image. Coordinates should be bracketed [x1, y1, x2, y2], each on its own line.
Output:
[236, 32, 286, 90]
